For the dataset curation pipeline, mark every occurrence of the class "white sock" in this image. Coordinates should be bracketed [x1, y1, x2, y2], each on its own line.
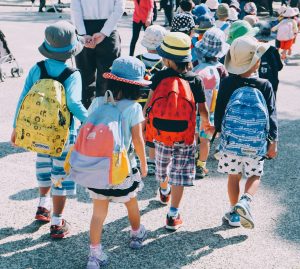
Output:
[230, 205, 234, 213]
[90, 244, 102, 258]
[38, 196, 51, 211]
[160, 185, 171, 195]
[51, 215, 62, 226]
[131, 225, 145, 238]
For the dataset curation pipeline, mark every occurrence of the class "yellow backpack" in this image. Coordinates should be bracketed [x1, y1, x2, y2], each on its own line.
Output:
[15, 61, 75, 157]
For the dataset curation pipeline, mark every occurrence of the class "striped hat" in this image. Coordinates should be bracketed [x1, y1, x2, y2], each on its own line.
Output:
[156, 32, 192, 62]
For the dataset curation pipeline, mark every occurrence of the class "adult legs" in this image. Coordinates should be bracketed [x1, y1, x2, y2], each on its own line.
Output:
[130, 21, 145, 56]
[164, 4, 174, 26]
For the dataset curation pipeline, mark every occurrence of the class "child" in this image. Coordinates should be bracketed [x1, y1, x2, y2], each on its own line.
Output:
[215, 3, 231, 37]
[244, 14, 259, 27]
[205, 0, 219, 18]
[228, 7, 239, 23]
[10, 21, 88, 238]
[85, 57, 149, 268]
[193, 28, 229, 179]
[227, 20, 259, 45]
[214, 36, 278, 228]
[171, 12, 196, 36]
[255, 21, 283, 98]
[192, 3, 210, 25]
[137, 25, 167, 175]
[272, 7, 298, 60]
[176, 0, 195, 17]
[145, 32, 212, 230]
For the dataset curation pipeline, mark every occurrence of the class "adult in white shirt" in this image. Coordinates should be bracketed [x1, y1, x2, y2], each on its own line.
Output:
[71, 0, 125, 108]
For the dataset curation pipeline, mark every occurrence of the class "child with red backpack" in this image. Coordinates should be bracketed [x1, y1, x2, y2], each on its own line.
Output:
[145, 32, 212, 230]
[192, 28, 229, 179]
[67, 57, 149, 269]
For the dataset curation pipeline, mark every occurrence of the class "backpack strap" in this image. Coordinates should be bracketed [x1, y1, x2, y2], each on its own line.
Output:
[220, 22, 229, 31]
[37, 61, 50, 79]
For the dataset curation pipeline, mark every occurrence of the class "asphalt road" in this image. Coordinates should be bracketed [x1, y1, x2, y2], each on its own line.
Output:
[0, 5, 299, 269]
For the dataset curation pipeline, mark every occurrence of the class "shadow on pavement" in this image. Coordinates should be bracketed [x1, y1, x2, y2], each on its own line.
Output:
[0, 200, 247, 269]
[0, 142, 26, 158]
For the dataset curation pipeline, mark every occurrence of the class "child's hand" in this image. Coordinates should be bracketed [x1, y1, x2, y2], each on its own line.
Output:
[10, 129, 16, 146]
[140, 163, 148, 178]
[266, 141, 278, 159]
[93, 33, 106, 46]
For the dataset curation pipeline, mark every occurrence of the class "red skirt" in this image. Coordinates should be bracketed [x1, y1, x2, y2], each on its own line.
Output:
[280, 39, 294, 50]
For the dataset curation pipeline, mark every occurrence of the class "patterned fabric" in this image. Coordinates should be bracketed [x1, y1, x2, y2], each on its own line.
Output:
[171, 13, 195, 34]
[244, 2, 257, 15]
[217, 153, 264, 177]
[154, 141, 196, 186]
[36, 135, 76, 196]
[219, 86, 269, 157]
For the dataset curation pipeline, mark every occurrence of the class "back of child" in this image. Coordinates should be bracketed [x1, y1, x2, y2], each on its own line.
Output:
[214, 36, 278, 230]
[215, 3, 230, 37]
[11, 21, 88, 239]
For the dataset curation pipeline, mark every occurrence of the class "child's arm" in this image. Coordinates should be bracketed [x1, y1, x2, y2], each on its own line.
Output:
[132, 123, 148, 178]
[143, 89, 154, 116]
[198, 102, 214, 134]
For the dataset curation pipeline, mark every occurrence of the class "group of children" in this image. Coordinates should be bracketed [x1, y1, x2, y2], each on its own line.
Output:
[11, 0, 293, 268]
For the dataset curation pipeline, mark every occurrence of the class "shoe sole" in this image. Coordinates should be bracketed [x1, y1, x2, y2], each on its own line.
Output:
[50, 231, 69, 239]
[35, 215, 50, 222]
[224, 215, 241, 227]
[234, 205, 254, 229]
[165, 223, 182, 231]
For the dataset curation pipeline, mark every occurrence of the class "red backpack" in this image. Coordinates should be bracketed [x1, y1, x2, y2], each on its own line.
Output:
[145, 76, 196, 146]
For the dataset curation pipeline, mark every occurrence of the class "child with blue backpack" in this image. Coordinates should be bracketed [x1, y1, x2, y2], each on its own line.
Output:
[69, 57, 149, 269]
[11, 21, 88, 238]
[214, 36, 278, 229]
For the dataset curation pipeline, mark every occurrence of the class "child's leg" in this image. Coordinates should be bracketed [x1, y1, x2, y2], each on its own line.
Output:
[197, 137, 210, 178]
[125, 197, 140, 230]
[228, 174, 243, 206]
[90, 199, 109, 245]
[149, 147, 155, 160]
[170, 185, 184, 208]
[244, 175, 261, 197]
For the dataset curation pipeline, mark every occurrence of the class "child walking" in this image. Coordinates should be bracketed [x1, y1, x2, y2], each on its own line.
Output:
[11, 21, 88, 238]
[83, 57, 149, 268]
[145, 32, 211, 230]
[214, 36, 278, 228]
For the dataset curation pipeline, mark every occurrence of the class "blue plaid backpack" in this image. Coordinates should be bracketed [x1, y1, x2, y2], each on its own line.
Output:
[219, 85, 269, 157]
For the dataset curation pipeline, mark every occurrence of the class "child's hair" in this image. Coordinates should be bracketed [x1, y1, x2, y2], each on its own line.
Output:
[180, 0, 193, 12]
[107, 80, 142, 101]
[174, 61, 193, 72]
[204, 56, 218, 63]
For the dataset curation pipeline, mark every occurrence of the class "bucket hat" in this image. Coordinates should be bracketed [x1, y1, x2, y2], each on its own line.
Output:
[229, 7, 239, 21]
[217, 3, 230, 19]
[195, 28, 229, 59]
[278, 6, 287, 15]
[254, 21, 276, 42]
[38, 21, 83, 61]
[229, 0, 241, 12]
[225, 36, 270, 75]
[227, 20, 259, 44]
[192, 4, 210, 19]
[206, 0, 219, 10]
[141, 25, 167, 50]
[194, 14, 215, 33]
[156, 32, 192, 62]
[283, 7, 298, 17]
[294, 7, 300, 16]
[244, 2, 257, 15]
[103, 56, 151, 86]
[243, 15, 259, 26]
[171, 13, 196, 34]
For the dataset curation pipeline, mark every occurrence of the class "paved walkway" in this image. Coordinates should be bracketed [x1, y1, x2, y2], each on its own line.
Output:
[0, 6, 299, 269]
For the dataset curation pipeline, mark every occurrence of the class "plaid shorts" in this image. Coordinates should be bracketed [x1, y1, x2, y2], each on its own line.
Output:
[154, 141, 196, 186]
[36, 135, 76, 196]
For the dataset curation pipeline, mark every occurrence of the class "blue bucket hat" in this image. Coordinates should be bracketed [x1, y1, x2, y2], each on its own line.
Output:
[193, 4, 210, 23]
[195, 27, 230, 59]
[103, 56, 151, 86]
[194, 14, 215, 33]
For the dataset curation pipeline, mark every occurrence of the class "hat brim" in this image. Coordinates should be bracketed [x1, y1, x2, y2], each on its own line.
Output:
[38, 37, 84, 61]
[141, 38, 158, 51]
[225, 42, 270, 75]
[196, 42, 230, 59]
[255, 32, 277, 42]
[156, 45, 192, 62]
[103, 72, 152, 86]
[227, 27, 259, 45]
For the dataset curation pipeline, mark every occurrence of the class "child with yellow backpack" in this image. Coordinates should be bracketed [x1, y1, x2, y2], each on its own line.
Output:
[10, 21, 88, 238]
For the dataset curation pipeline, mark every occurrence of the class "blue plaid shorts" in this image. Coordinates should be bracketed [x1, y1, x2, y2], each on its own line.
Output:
[36, 135, 76, 196]
[154, 141, 196, 186]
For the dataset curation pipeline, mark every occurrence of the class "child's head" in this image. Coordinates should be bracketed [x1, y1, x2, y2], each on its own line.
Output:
[180, 0, 194, 12]
[217, 3, 230, 21]
[195, 27, 229, 62]
[103, 56, 151, 100]
[282, 7, 298, 19]
[227, 20, 259, 45]
[228, 7, 239, 22]
[171, 13, 195, 36]
[229, 0, 241, 13]
[244, 2, 257, 16]
[254, 21, 275, 43]
[293, 8, 300, 17]
[141, 25, 167, 53]
[278, 6, 287, 17]
[225, 36, 269, 76]
[194, 14, 215, 34]
[156, 32, 192, 73]
[205, 0, 219, 12]
[243, 15, 259, 26]
[192, 3, 210, 23]
[38, 20, 83, 62]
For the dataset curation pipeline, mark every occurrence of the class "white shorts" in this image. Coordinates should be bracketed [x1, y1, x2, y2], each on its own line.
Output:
[217, 153, 264, 178]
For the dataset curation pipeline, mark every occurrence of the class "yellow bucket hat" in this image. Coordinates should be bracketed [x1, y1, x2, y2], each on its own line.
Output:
[156, 32, 192, 62]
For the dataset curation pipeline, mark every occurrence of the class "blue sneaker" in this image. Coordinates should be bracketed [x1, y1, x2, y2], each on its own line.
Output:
[234, 198, 255, 229]
[224, 211, 241, 227]
[129, 225, 147, 249]
[86, 251, 108, 269]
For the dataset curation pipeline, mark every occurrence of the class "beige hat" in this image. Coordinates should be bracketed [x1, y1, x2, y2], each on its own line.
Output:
[243, 15, 259, 26]
[283, 7, 298, 17]
[225, 36, 270, 75]
[206, 0, 219, 10]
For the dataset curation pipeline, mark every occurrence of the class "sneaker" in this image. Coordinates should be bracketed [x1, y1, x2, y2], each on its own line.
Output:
[166, 214, 183, 230]
[35, 207, 51, 222]
[196, 166, 208, 179]
[224, 211, 241, 227]
[86, 252, 108, 269]
[147, 160, 156, 176]
[234, 199, 255, 229]
[129, 225, 147, 249]
[50, 219, 70, 238]
[159, 187, 171, 205]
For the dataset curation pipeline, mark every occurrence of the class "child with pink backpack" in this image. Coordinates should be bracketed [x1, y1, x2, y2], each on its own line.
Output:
[66, 57, 149, 269]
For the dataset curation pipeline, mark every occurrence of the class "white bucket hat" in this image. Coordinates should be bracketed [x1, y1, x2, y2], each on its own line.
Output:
[141, 25, 167, 51]
[206, 0, 219, 10]
[229, 7, 238, 21]
[283, 7, 298, 17]
[278, 6, 287, 15]
[225, 36, 270, 75]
